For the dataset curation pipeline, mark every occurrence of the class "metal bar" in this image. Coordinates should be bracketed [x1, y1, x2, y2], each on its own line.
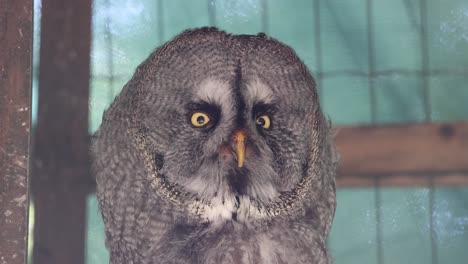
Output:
[0, 0, 33, 263]
[31, 0, 92, 263]
[374, 177, 383, 264]
[261, 0, 269, 34]
[428, 176, 439, 264]
[313, 0, 323, 98]
[104, 0, 115, 100]
[403, 0, 422, 32]
[208, 0, 216, 27]
[323, 1, 368, 77]
[157, 0, 165, 44]
[419, 1, 438, 259]
[366, 0, 383, 262]
[366, 0, 377, 124]
[420, 0, 431, 122]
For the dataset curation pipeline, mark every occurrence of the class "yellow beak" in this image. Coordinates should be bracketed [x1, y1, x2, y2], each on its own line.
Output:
[233, 130, 246, 168]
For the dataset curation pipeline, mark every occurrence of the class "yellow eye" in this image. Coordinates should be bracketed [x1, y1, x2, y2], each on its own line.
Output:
[256, 115, 271, 129]
[191, 112, 211, 127]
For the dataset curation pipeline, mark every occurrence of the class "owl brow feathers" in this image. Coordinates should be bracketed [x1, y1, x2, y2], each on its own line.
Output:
[127, 109, 328, 223]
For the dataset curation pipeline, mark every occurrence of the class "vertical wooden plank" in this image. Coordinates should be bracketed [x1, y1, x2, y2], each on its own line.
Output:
[31, 0, 92, 263]
[0, 0, 32, 263]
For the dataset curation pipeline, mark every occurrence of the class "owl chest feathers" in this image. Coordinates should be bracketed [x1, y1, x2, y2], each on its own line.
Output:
[201, 194, 266, 223]
[203, 194, 239, 223]
[157, 216, 329, 264]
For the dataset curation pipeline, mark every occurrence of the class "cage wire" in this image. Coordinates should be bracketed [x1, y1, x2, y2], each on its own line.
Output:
[94, 0, 466, 263]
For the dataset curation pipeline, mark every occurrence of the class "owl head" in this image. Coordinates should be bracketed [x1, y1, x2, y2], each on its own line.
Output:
[96, 27, 336, 227]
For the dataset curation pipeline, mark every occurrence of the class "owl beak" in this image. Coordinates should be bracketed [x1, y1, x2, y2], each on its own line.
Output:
[232, 130, 246, 168]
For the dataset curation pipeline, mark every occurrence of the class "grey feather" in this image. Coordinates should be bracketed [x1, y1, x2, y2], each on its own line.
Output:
[92, 27, 338, 264]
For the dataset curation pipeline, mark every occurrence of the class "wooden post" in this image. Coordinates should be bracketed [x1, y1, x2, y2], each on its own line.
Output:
[0, 0, 33, 263]
[31, 0, 92, 263]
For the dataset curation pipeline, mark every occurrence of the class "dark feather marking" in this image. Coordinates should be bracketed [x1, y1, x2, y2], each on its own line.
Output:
[233, 60, 246, 128]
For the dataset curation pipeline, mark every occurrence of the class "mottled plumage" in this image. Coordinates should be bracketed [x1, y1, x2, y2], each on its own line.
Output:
[92, 27, 338, 264]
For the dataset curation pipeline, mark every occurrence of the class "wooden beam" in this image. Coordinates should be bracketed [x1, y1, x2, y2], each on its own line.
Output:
[337, 173, 468, 188]
[335, 122, 468, 187]
[31, 0, 92, 263]
[0, 0, 32, 263]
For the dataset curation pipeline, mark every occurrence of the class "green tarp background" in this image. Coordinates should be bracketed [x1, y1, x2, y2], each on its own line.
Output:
[31, 0, 468, 263]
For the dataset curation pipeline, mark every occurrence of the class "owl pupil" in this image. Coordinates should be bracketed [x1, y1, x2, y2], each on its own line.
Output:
[257, 118, 265, 126]
[197, 116, 205, 124]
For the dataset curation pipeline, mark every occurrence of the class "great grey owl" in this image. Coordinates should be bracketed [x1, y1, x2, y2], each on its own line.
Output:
[92, 27, 337, 264]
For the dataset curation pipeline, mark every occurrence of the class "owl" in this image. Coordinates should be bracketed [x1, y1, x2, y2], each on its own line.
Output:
[92, 27, 337, 264]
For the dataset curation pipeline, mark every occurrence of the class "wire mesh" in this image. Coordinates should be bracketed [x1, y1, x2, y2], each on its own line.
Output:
[363, 1, 385, 262]
[92, 0, 468, 263]
[313, 0, 323, 98]
[104, 0, 114, 99]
